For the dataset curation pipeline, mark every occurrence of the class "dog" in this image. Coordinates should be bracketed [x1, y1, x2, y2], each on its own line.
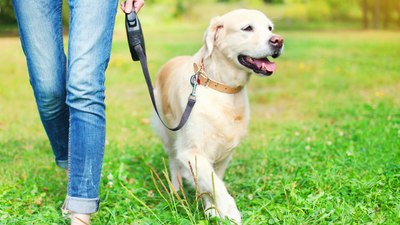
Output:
[152, 9, 284, 223]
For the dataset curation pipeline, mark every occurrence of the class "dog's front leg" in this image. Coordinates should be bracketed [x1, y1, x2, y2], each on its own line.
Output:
[177, 150, 241, 224]
[168, 156, 182, 191]
[213, 154, 233, 179]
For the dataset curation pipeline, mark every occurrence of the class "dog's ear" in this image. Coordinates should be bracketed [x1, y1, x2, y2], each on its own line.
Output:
[204, 16, 223, 58]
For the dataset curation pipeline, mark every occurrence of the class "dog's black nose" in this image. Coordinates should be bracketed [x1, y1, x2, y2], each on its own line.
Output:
[269, 35, 284, 49]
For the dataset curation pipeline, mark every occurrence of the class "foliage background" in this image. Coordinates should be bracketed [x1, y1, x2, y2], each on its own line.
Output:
[1, 0, 400, 30]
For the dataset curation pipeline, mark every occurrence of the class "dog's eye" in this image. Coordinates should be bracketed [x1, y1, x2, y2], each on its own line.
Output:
[242, 25, 253, 32]
[268, 26, 273, 31]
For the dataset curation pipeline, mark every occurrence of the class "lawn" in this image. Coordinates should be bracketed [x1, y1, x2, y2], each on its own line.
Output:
[0, 6, 400, 225]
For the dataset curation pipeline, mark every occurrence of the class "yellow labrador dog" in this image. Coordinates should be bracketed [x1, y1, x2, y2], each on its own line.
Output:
[153, 9, 284, 223]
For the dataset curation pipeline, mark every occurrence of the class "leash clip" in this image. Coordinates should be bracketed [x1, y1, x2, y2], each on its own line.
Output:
[190, 72, 199, 99]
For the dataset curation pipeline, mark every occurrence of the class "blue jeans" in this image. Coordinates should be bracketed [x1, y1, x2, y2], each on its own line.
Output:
[13, 0, 118, 214]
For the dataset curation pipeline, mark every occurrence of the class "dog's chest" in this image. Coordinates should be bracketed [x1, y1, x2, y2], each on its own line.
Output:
[195, 93, 249, 157]
[214, 110, 248, 147]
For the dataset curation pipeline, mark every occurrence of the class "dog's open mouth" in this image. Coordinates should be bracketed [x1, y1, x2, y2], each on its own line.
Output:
[238, 55, 276, 76]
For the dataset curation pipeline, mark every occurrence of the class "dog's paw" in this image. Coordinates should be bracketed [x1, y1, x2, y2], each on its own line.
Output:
[217, 195, 242, 224]
[203, 195, 241, 224]
[204, 199, 219, 219]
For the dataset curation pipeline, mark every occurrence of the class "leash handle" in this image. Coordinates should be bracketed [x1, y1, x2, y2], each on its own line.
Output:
[125, 11, 196, 131]
[125, 9, 145, 61]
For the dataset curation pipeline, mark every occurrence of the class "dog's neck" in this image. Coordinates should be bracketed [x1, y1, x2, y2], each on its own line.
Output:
[195, 47, 251, 89]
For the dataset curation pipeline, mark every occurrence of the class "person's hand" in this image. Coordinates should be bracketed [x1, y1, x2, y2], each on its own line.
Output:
[120, 0, 144, 14]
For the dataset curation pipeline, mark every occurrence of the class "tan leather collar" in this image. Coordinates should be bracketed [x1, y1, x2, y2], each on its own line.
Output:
[193, 63, 243, 94]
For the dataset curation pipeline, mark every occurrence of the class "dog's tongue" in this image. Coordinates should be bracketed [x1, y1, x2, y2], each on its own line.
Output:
[253, 58, 276, 73]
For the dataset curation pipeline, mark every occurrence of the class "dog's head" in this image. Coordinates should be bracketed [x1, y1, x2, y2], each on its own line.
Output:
[204, 9, 284, 76]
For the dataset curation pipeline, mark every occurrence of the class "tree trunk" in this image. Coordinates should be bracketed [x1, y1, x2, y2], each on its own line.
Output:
[372, 0, 380, 29]
[397, 1, 400, 28]
[360, 0, 369, 29]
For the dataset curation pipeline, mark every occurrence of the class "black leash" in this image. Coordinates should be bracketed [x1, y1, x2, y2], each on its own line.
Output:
[125, 10, 197, 131]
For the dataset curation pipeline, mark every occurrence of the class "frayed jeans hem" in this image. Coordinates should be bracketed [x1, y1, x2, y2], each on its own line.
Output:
[62, 195, 100, 214]
[56, 160, 68, 170]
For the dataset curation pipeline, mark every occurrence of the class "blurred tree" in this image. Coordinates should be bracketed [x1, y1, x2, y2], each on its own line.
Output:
[0, 0, 69, 27]
[174, 0, 186, 17]
[217, 0, 240, 2]
[62, 0, 70, 29]
[0, 0, 16, 24]
[263, 0, 284, 4]
[172, 0, 198, 18]
[359, 0, 400, 29]
[325, 0, 354, 20]
[380, 0, 400, 29]
[284, 0, 355, 21]
[360, 0, 370, 28]
[2, 0, 399, 29]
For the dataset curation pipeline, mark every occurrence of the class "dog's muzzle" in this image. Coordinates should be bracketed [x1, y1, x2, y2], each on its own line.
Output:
[270, 35, 284, 58]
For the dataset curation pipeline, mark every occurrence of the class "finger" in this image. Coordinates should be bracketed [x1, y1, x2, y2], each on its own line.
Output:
[134, 0, 145, 13]
[120, 2, 125, 11]
[125, 0, 134, 14]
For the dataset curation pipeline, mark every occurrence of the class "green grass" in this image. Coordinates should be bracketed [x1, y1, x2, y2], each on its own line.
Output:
[1, 6, 400, 225]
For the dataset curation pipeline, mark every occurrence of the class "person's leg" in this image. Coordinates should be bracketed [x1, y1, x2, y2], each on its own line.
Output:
[63, 0, 118, 215]
[12, 0, 69, 169]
